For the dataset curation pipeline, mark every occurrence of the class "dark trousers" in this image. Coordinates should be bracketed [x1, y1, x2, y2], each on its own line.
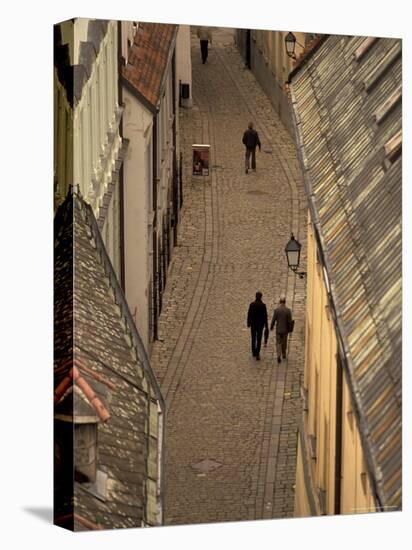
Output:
[200, 40, 209, 63]
[276, 332, 288, 358]
[251, 326, 264, 357]
[245, 148, 256, 170]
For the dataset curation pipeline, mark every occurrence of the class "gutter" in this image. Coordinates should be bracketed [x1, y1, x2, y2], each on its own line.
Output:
[287, 34, 329, 84]
[334, 353, 343, 514]
[79, 196, 165, 413]
[120, 75, 157, 114]
[118, 20, 126, 292]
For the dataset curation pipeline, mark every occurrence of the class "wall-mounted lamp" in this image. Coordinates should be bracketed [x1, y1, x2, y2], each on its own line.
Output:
[285, 233, 306, 278]
[284, 32, 304, 59]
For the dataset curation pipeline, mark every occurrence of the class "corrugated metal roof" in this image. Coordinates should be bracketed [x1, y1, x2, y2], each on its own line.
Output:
[289, 36, 402, 511]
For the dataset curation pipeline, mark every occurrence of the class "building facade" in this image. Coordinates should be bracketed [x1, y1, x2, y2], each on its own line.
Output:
[53, 17, 190, 530]
[54, 193, 165, 530]
[289, 35, 402, 516]
[235, 28, 310, 135]
[54, 19, 127, 282]
[295, 215, 376, 516]
[54, 18, 190, 352]
[121, 22, 181, 350]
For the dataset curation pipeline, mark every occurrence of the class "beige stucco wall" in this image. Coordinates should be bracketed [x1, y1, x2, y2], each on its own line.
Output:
[55, 19, 123, 281]
[157, 63, 175, 220]
[122, 88, 153, 351]
[72, 21, 120, 212]
[254, 29, 305, 83]
[176, 25, 193, 107]
[120, 20, 137, 64]
[122, 56, 176, 351]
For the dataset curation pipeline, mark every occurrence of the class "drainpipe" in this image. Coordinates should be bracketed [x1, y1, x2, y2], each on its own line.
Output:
[117, 20, 125, 291]
[152, 113, 158, 341]
[334, 352, 343, 514]
[172, 50, 178, 246]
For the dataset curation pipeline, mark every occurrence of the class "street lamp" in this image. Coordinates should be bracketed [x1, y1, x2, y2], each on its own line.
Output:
[284, 32, 305, 60]
[285, 32, 297, 59]
[285, 234, 306, 278]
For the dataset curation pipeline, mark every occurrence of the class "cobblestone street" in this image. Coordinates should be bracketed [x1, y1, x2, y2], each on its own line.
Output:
[150, 27, 307, 525]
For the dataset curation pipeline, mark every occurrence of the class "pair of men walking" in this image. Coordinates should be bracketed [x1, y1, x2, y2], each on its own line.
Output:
[247, 292, 293, 363]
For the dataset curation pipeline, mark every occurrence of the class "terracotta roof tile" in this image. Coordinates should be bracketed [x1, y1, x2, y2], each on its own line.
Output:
[122, 22, 177, 109]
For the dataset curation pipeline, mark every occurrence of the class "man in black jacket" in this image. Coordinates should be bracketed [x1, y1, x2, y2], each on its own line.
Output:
[247, 291, 268, 360]
[242, 122, 261, 174]
[270, 295, 293, 363]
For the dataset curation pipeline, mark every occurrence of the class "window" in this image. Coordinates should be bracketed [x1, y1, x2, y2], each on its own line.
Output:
[74, 422, 97, 483]
[74, 421, 108, 501]
[360, 454, 368, 494]
[321, 417, 329, 494]
[148, 277, 154, 342]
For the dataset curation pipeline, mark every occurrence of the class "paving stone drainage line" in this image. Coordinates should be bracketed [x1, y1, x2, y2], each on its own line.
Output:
[215, 44, 303, 519]
[162, 99, 220, 411]
[153, 106, 206, 373]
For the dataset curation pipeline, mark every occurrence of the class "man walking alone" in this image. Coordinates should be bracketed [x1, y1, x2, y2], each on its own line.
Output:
[242, 122, 261, 174]
[270, 295, 293, 363]
[247, 291, 269, 361]
[197, 26, 213, 64]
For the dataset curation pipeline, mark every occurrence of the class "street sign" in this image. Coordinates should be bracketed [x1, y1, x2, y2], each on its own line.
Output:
[192, 144, 210, 176]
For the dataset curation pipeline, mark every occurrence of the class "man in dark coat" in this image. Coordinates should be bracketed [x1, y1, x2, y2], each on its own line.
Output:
[242, 122, 261, 174]
[247, 291, 268, 361]
[270, 295, 293, 363]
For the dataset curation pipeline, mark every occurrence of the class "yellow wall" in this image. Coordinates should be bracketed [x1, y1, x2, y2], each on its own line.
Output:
[298, 218, 338, 515]
[341, 374, 376, 514]
[294, 437, 312, 517]
[295, 212, 376, 516]
[54, 73, 72, 209]
[254, 30, 306, 84]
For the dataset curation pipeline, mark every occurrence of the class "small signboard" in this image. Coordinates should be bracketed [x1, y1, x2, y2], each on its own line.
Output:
[192, 144, 210, 176]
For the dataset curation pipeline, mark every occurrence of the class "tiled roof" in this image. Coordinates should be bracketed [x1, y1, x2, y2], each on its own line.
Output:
[121, 22, 177, 111]
[54, 361, 111, 422]
[54, 192, 164, 529]
[288, 34, 328, 82]
[289, 36, 402, 511]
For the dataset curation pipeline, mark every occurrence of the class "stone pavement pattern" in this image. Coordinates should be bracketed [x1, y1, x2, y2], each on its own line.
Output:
[150, 27, 307, 525]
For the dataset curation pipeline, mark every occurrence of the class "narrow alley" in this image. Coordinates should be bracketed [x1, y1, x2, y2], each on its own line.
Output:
[150, 27, 307, 525]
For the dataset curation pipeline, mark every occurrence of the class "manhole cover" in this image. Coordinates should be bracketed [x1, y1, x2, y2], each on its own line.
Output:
[191, 458, 223, 474]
